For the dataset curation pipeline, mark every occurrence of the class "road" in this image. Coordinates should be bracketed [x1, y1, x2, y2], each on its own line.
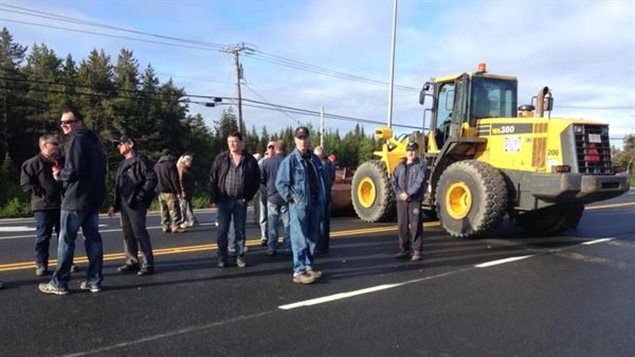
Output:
[0, 189, 634, 357]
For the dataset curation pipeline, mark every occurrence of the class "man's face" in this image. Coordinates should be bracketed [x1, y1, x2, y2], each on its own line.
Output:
[117, 141, 133, 156]
[406, 149, 417, 161]
[295, 135, 310, 153]
[41, 138, 59, 157]
[266, 146, 275, 157]
[59, 112, 82, 135]
[227, 136, 242, 153]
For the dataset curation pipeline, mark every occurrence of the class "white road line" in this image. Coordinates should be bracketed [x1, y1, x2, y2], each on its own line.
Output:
[474, 255, 534, 268]
[581, 237, 615, 245]
[0, 223, 215, 241]
[279, 283, 404, 310]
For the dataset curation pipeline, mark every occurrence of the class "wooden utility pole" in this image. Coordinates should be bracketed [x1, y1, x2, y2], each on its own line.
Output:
[222, 43, 254, 133]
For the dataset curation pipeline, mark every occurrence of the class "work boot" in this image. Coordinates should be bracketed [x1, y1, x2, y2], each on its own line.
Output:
[411, 251, 422, 262]
[393, 250, 410, 259]
[292, 272, 315, 285]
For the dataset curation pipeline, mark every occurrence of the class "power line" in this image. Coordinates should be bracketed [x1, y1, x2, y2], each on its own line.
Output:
[242, 82, 299, 125]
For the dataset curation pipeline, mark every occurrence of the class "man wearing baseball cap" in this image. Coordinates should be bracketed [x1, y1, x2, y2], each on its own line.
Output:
[275, 126, 327, 284]
[391, 141, 427, 262]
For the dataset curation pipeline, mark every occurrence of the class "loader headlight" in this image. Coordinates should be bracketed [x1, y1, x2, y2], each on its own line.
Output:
[573, 125, 584, 134]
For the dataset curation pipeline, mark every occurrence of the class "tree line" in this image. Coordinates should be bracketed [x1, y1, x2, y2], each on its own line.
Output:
[0, 28, 379, 217]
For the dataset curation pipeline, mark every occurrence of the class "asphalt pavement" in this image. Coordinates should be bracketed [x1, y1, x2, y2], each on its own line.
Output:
[0, 190, 634, 357]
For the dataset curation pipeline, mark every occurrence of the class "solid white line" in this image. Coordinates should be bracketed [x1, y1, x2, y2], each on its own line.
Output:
[474, 255, 533, 268]
[581, 237, 615, 245]
[278, 283, 403, 310]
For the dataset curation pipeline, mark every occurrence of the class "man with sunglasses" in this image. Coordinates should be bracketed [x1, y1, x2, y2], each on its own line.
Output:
[39, 109, 106, 295]
[108, 136, 157, 276]
[20, 135, 65, 277]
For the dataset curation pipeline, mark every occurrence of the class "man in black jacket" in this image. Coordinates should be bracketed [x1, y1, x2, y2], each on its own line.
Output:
[209, 132, 260, 268]
[154, 149, 186, 233]
[108, 136, 158, 276]
[21, 134, 64, 276]
[39, 109, 106, 295]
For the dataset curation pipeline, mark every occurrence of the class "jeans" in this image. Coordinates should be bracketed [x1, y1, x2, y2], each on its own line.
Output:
[216, 199, 247, 260]
[289, 201, 322, 274]
[120, 201, 154, 267]
[179, 198, 197, 225]
[50, 210, 103, 289]
[267, 201, 290, 251]
[258, 194, 268, 240]
[33, 209, 60, 267]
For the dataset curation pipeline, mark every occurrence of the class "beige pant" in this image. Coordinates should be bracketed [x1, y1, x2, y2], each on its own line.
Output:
[158, 193, 182, 230]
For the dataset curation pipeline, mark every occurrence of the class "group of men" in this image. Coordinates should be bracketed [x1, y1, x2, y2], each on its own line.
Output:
[0, 107, 427, 292]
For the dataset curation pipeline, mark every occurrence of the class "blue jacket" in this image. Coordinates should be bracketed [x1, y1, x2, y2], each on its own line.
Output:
[391, 158, 427, 202]
[58, 128, 106, 212]
[261, 153, 286, 205]
[275, 149, 326, 208]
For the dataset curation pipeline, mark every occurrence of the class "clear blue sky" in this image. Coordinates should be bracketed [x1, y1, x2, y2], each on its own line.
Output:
[1, 0, 634, 145]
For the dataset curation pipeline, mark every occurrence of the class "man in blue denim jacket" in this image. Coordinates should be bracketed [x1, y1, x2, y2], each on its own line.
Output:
[391, 142, 427, 262]
[275, 127, 326, 284]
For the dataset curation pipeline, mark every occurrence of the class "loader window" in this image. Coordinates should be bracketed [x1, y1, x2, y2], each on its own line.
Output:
[470, 77, 517, 120]
[435, 83, 455, 148]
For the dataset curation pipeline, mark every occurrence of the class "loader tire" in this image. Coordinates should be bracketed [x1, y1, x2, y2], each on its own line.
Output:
[352, 160, 395, 222]
[435, 160, 508, 238]
[517, 203, 584, 236]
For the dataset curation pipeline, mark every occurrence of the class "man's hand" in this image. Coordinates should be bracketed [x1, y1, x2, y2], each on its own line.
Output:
[107, 207, 115, 217]
[399, 193, 409, 202]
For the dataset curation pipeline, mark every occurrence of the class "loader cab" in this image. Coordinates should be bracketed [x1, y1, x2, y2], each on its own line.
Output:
[424, 72, 518, 150]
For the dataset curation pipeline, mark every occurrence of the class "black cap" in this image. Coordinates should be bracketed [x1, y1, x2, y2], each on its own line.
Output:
[406, 142, 419, 151]
[112, 135, 135, 146]
[295, 126, 310, 138]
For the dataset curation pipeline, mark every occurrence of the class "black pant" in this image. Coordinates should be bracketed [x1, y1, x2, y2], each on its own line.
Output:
[397, 200, 423, 252]
[120, 201, 154, 267]
[317, 198, 331, 251]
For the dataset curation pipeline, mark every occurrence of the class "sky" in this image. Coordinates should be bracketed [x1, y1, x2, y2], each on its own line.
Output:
[1, 0, 634, 146]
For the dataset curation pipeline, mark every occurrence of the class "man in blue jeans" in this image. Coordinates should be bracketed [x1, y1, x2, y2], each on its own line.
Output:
[39, 108, 106, 295]
[261, 140, 290, 256]
[209, 131, 260, 268]
[276, 127, 327, 284]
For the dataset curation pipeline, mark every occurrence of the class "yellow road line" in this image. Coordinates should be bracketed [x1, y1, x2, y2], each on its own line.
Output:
[2, 200, 629, 272]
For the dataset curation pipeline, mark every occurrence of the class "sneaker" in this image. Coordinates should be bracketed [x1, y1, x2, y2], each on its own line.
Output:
[217, 259, 226, 268]
[137, 266, 154, 276]
[117, 263, 140, 273]
[411, 251, 422, 262]
[70, 264, 80, 273]
[38, 283, 69, 295]
[292, 272, 315, 285]
[236, 255, 247, 268]
[260, 238, 268, 247]
[35, 264, 48, 277]
[306, 269, 322, 279]
[79, 281, 101, 293]
[393, 250, 410, 259]
[265, 249, 277, 257]
[172, 226, 186, 233]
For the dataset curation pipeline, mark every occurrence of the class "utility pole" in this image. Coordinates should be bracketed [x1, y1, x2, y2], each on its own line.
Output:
[386, 0, 398, 128]
[222, 43, 254, 133]
[320, 105, 325, 147]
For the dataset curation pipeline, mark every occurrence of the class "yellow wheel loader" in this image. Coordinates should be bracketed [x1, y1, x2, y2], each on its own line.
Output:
[352, 64, 630, 238]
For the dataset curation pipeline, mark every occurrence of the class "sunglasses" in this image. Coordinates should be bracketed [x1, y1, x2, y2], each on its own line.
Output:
[60, 119, 78, 125]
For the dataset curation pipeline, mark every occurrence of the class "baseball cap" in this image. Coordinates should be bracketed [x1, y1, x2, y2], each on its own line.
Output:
[294, 126, 310, 138]
[267, 141, 276, 148]
[406, 142, 419, 151]
[112, 135, 135, 146]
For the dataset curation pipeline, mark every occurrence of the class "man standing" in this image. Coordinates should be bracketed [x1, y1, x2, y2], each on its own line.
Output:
[261, 140, 290, 256]
[20, 135, 64, 276]
[313, 145, 335, 254]
[154, 149, 186, 233]
[257, 142, 275, 246]
[276, 127, 326, 284]
[391, 142, 427, 262]
[39, 109, 106, 295]
[209, 132, 260, 268]
[108, 136, 157, 276]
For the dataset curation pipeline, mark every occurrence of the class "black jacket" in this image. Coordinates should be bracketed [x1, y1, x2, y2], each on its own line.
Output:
[209, 150, 260, 204]
[57, 128, 106, 212]
[260, 153, 286, 205]
[154, 155, 180, 194]
[391, 158, 427, 202]
[113, 153, 157, 211]
[20, 154, 64, 211]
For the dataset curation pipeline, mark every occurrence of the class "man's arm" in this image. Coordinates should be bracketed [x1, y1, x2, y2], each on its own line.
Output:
[57, 136, 82, 183]
[275, 158, 293, 203]
[20, 159, 42, 196]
